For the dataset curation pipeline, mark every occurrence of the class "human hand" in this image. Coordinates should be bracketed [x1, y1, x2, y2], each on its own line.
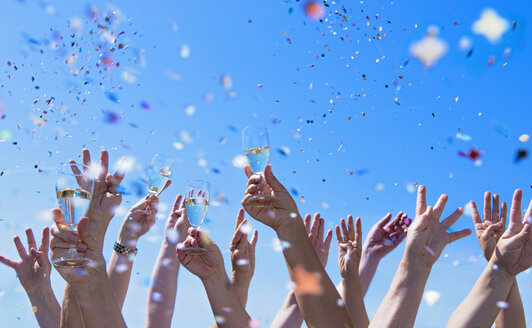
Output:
[69, 149, 126, 245]
[50, 209, 106, 286]
[241, 164, 299, 231]
[162, 194, 191, 247]
[176, 228, 224, 281]
[304, 213, 333, 267]
[119, 182, 171, 246]
[405, 186, 471, 268]
[230, 209, 258, 284]
[364, 212, 410, 261]
[471, 192, 507, 261]
[491, 189, 532, 276]
[336, 215, 363, 278]
[0, 227, 52, 294]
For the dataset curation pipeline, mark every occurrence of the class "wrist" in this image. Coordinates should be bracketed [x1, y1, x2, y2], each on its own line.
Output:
[117, 225, 140, 248]
[201, 268, 229, 286]
[276, 215, 304, 240]
[26, 282, 54, 301]
[361, 248, 381, 267]
[231, 272, 252, 288]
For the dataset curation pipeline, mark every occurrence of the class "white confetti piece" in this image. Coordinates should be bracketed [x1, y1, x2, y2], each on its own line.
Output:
[166, 229, 179, 243]
[463, 202, 473, 217]
[180, 44, 190, 58]
[236, 259, 249, 266]
[406, 183, 416, 193]
[172, 141, 184, 150]
[472, 8, 509, 43]
[375, 183, 385, 192]
[337, 299, 345, 307]
[221, 75, 233, 89]
[496, 301, 509, 309]
[179, 130, 193, 144]
[115, 156, 136, 174]
[456, 132, 472, 141]
[409, 26, 448, 68]
[240, 222, 253, 234]
[185, 105, 196, 116]
[151, 292, 162, 302]
[231, 154, 248, 169]
[458, 36, 473, 50]
[518, 134, 530, 143]
[424, 290, 441, 306]
[214, 316, 225, 324]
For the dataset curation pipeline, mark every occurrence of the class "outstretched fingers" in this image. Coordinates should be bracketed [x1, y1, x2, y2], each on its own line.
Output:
[509, 189, 523, 225]
[39, 227, 50, 255]
[13, 236, 27, 258]
[0, 254, 17, 269]
[25, 228, 37, 251]
[483, 191, 492, 222]
[376, 213, 393, 230]
[347, 215, 355, 241]
[441, 207, 464, 229]
[448, 229, 472, 244]
[416, 185, 427, 217]
[304, 214, 312, 234]
[354, 217, 362, 246]
[470, 201, 482, 225]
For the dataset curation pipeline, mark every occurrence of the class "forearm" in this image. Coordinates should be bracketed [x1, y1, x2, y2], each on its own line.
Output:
[146, 242, 180, 328]
[370, 259, 430, 328]
[73, 272, 127, 328]
[447, 265, 514, 328]
[358, 251, 380, 297]
[495, 279, 525, 328]
[277, 219, 354, 328]
[60, 284, 85, 328]
[26, 284, 61, 328]
[107, 232, 138, 309]
[202, 270, 251, 328]
[230, 277, 251, 308]
[341, 277, 369, 328]
[270, 290, 304, 328]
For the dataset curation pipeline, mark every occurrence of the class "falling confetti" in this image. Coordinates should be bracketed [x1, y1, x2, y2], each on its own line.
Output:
[519, 134, 530, 143]
[293, 265, 323, 296]
[409, 26, 448, 68]
[424, 290, 441, 306]
[472, 8, 510, 43]
[304, 1, 325, 20]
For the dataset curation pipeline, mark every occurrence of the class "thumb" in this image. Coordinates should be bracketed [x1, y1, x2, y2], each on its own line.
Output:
[264, 165, 287, 193]
[513, 224, 532, 246]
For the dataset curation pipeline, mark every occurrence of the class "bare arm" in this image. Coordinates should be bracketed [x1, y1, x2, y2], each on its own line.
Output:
[243, 165, 354, 328]
[60, 284, 85, 328]
[370, 186, 471, 328]
[0, 227, 61, 328]
[495, 280, 526, 327]
[270, 290, 304, 328]
[146, 194, 188, 328]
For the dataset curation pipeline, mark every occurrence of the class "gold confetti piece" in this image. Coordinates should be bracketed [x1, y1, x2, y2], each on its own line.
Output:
[33, 306, 38, 313]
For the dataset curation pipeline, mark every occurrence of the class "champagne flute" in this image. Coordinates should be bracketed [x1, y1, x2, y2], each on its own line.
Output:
[242, 125, 270, 174]
[183, 180, 210, 253]
[147, 154, 173, 195]
[53, 163, 93, 267]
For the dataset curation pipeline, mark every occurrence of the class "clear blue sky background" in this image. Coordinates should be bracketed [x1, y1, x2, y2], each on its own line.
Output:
[0, 0, 531, 327]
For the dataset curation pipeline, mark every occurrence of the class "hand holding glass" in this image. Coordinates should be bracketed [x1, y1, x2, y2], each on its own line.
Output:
[147, 154, 173, 195]
[242, 125, 270, 174]
[53, 163, 93, 267]
[183, 180, 210, 253]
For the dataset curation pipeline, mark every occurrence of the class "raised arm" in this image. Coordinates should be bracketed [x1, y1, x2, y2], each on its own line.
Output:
[0, 227, 60, 328]
[50, 210, 126, 328]
[177, 228, 251, 327]
[448, 190, 531, 327]
[270, 213, 332, 328]
[229, 208, 259, 308]
[370, 185, 471, 328]
[146, 194, 190, 328]
[335, 215, 369, 327]
[359, 212, 409, 296]
[242, 165, 354, 328]
[108, 186, 170, 309]
[60, 149, 125, 327]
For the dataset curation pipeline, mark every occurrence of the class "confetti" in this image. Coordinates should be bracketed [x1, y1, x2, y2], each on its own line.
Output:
[180, 44, 191, 58]
[294, 265, 323, 295]
[304, 1, 325, 20]
[409, 26, 448, 68]
[519, 134, 530, 143]
[496, 301, 509, 309]
[423, 290, 441, 306]
[472, 8, 509, 43]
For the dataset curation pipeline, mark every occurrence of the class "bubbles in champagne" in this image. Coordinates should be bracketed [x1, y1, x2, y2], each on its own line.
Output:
[245, 146, 270, 173]
[147, 166, 171, 194]
[185, 197, 209, 227]
[56, 188, 91, 230]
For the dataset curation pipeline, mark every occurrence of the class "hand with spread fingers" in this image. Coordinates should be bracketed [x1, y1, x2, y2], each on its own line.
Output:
[0, 227, 60, 328]
[491, 190, 532, 276]
[405, 186, 471, 268]
[448, 190, 531, 328]
[241, 164, 299, 231]
[364, 212, 410, 261]
[471, 192, 507, 261]
[304, 213, 333, 267]
[359, 212, 410, 296]
[371, 185, 471, 328]
[230, 208, 258, 307]
[69, 149, 126, 245]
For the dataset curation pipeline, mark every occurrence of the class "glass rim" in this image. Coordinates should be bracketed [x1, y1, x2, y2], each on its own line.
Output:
[56, 163, 90, 177]
[185, 179, 210, 186]
[242, 124, 268, 133]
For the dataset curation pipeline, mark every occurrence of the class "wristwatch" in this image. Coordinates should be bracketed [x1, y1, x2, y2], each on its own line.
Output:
[113, 241, 138, 256]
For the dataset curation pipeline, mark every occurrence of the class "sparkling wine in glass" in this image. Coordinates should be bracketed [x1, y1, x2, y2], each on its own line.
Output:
[53, 163, 93, 267]
[242, 125, 270, 174]
[183, 180, 210, 253]
[147, 154, 173, 195]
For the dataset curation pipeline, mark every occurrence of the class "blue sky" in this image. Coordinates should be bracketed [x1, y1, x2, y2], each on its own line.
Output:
[0, 0, 531, 327]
